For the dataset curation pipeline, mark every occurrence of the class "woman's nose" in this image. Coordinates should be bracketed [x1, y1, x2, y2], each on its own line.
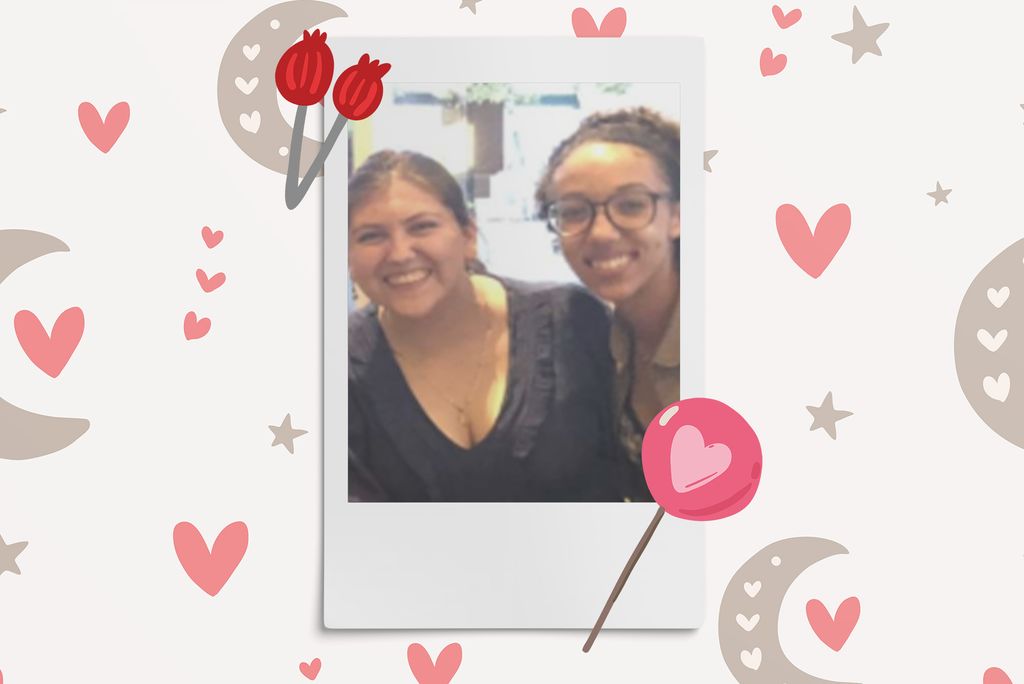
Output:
[386, 232, 416, 261]
[588, 206, 619, 241]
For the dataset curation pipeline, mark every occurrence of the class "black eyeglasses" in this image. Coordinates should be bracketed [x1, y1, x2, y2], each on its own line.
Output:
[545, 189, 674, 238]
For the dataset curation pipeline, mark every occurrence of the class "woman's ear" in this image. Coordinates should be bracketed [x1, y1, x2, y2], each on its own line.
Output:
[669, 202, 681, 240]
[463, 220, 480, 261]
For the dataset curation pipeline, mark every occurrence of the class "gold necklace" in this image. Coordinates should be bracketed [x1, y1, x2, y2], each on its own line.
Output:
[384, 296, 494, 430]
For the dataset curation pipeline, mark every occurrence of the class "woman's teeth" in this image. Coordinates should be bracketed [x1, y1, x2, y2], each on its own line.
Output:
[589, 254, 633, 273]
[386, 269, 430, 286]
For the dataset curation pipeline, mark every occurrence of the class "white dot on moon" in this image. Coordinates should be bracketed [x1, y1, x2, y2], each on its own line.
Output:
[770, 556, 781, 566]
[658, 405, 679, 426]
[270, 19, 280, 29]
[278, 147, 289, 156]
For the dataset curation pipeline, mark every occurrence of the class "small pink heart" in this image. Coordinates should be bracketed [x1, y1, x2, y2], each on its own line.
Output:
[184, 311, 211, 340]
[408, 643, 462, 684]
[78, 101, 130, 153]
[196, 269, 226, 293]
[759, 48, 787, 76]
[202, 226, 224, 248]
[14, 307, 85, 378]
[772, 5, 802, 28]
[984, 668, 1013, 684]
[572, 7, 627, 37]
[776, 203, 851, 278]
[173, 521, 248, 596]
[669, 424, 732, 493]
[806, 597, 860, 651]
[299, 658, 322, 680]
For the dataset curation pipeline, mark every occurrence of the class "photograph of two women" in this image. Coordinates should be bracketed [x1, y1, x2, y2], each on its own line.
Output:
[346, 82, 682, 503]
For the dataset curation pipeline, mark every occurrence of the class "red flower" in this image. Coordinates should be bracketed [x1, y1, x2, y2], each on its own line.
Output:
[275, 29, 334, 106]
[332, 53, 391, 120]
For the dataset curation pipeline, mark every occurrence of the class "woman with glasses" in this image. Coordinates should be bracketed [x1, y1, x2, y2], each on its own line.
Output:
[535, 107, 681, 500]
[348, 150, 625, 502]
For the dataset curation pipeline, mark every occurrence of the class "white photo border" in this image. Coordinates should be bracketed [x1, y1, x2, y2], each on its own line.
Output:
[324, 36, 706, 629]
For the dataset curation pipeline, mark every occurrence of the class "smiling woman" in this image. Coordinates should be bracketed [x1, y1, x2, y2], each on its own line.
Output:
[347, 150, 627, 502]
[536, 107, 682, 493]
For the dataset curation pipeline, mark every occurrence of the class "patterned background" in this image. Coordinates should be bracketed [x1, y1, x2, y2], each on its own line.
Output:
[1, 1, 1022, 682]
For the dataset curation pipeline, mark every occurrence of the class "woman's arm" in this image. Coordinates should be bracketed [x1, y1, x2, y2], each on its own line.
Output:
[347, 382, 390, 502]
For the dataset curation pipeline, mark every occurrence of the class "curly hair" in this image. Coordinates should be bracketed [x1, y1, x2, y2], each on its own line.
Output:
[534, 107, 681, 265]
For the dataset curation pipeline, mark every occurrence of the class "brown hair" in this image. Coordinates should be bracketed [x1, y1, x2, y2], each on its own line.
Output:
[535, 107, 680, 264]
[349, 150, 485, 272]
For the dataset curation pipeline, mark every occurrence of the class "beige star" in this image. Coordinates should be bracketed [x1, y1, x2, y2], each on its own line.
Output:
[704, 149, 718, 173]
[806, 392, 853, 440]
[459, 0, 482, 14]
[0, 533, 28, 576]
[927, 181, 952, 205]
[832, 6, 889, 64]
[269, 414, 308, 454]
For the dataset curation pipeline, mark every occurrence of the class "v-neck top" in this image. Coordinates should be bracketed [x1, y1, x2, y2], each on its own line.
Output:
[348, 277, 625, 502]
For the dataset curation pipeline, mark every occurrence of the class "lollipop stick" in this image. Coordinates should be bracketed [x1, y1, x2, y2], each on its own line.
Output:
[583, 506, 666, 652]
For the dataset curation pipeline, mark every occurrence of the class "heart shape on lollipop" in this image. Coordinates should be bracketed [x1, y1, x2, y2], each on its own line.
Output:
[669, 424, 732, 493]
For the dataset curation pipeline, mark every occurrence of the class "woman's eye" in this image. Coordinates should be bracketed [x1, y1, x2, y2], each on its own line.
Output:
[614, 199, 649, 215]
[354, 231, 385, 245]
[409, 221, 438, 234]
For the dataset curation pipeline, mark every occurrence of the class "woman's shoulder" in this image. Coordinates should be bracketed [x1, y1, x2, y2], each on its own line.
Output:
[499, 277, 610, 319]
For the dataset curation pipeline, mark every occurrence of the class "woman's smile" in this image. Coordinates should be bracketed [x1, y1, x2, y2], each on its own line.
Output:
[383, 267, 433, 288]
[584, 250, 639, 275]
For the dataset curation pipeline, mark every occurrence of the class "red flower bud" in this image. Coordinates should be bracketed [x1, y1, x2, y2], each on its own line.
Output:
[332, 53, 391, 120]
[275, 29, 335, 106]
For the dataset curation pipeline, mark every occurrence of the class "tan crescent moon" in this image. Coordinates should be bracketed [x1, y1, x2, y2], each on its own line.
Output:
[718, 537, 859, 684]
[217, 0, 347, 175]
[0, 229, 90, 460]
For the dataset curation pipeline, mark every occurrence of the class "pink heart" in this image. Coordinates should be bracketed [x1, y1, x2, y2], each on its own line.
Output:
[776, 203, 850, 278]
[408, 643, 462, 684]
[806, 597, 860, 651]
[14, 307, 84, 378]
[572, 7, 627, 37]
[196, 269, 226, 293]
[759, 48, 787, 76]
[184, 311, 211, 340]
[984, 668, 1013, 684]
[772, 5, 802, 28]
[299, 658, 322, 680]
[78, 101, 130, 153]
[669, 424, 732, 493]
[173, 521, 248, 596]
[202, 226, 224, 248]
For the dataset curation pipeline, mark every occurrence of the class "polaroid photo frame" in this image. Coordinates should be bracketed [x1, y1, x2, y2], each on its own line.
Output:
[324, 36, 706, 628]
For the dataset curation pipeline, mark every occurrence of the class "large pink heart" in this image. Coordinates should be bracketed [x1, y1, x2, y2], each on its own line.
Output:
[14, 307, 85, 378]
[408, 643, 462, 684]
[776, 203, 851, 278]
[183, 311, 211, 340]
[985, 668, 1013, 684]
[572, 7, 627, 37]
[299, 658, 321, 680]
[78, 101, 130, 153]
[806, 597, 860, 651]
[669, 424, 732, 493]
[173, 521, 248, 596]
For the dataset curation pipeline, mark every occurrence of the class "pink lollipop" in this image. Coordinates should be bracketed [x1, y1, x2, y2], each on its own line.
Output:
[584, 398, 762, 651]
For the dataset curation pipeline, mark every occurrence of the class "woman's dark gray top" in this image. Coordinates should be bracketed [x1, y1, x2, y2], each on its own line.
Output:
[348, 277, 629, 502]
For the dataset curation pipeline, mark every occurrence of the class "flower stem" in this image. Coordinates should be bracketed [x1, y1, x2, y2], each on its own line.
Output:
[284, 107, 350, 210]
